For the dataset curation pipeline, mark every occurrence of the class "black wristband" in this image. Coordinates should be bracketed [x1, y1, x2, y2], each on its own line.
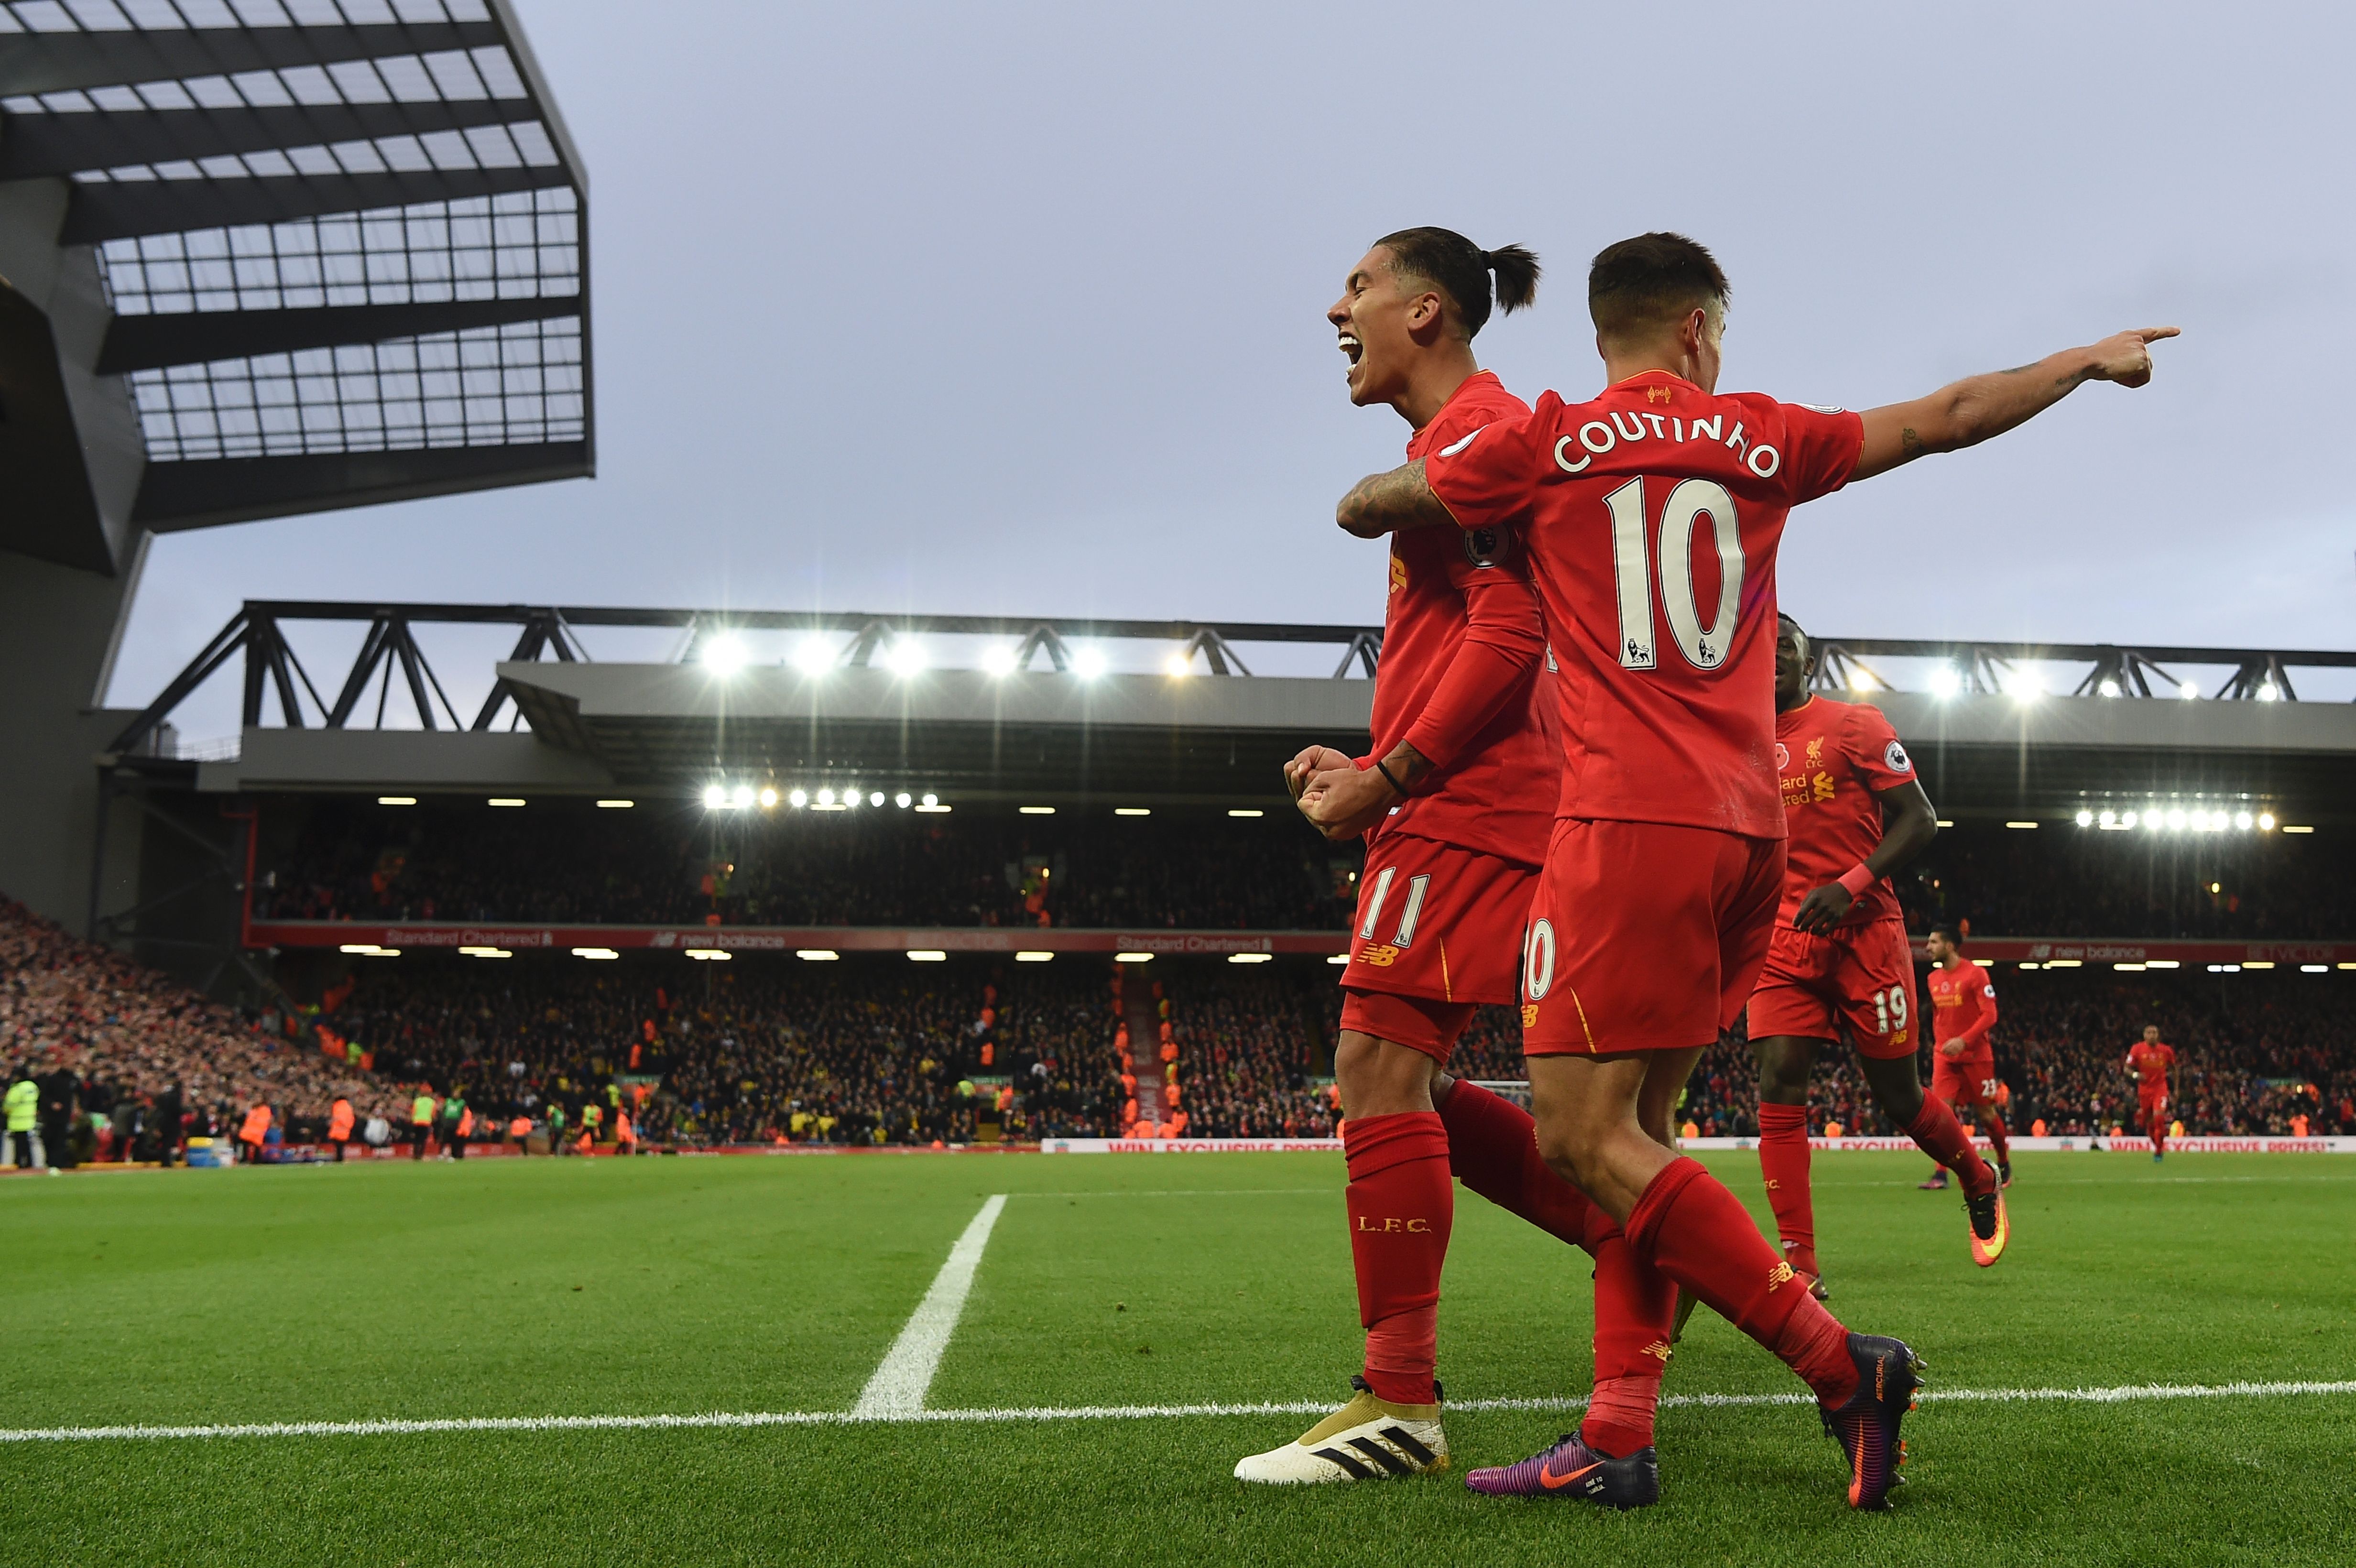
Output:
[1373, 759, 1408, 798]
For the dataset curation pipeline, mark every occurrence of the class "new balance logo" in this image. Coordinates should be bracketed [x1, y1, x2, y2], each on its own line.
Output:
[1358, 944, 1399, 968]
[1521, 1003, 1539, 1028]
[1766, 1261, 1796, 1292]
[1641, 1339, 1673, 1364]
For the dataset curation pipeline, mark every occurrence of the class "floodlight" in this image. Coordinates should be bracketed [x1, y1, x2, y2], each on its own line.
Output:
[1073, 647, 1108, 679]
[885, 640, 927, 677]
[2178, 681, 2200, 700]
[845, 785, 863, 807]
[1927, 665, 1961, 698]
[895, 792, 912, 808]
[907, 950, 948, 962]
[1014, 951, 1054, 963]
[817, 788, 836, 806]
[980, 644, 1018, 677]
[2258, 812, 2275, 830]
[702, 784, 727, 809]
[2166, 808, 2187, 829]
[702, 635, 749, 675]
[789, 789, 808, 808]
[2074, 809, 2094, 827]
[758, 787, 779, 809]
[732, 784, 755, 809]
[2257, 683, 2279, 701]
[2119, 811, 2136, 828]
[1164, 652, 1193, 678]
[685, 949, 731, 962]
[1228, 952, 1274, 964]
[378, 796, 416, 806]
[2097, 679, 2120, 698]
[869, 792, 885, 807]
[794, 639, 835, 675]
[2005, 669, 2043, 701]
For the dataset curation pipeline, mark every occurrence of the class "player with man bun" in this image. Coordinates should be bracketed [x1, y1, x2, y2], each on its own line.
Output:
[1241, 229, 1679, 1498]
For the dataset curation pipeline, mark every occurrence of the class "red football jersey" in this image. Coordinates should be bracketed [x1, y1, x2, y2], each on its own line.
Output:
[1926, 958, 1997, 1053]
[1424, 370, 1864, 838]
[2127, 1040, 2176, 1090]
[1774, 694, 1917, 926]
[1367, 371, 1555, 866]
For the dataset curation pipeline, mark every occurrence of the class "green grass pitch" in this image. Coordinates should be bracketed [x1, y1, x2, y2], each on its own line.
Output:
[3, 1152, 2353, 1565]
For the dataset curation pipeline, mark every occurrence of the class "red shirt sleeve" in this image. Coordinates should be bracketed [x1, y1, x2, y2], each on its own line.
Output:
[1392, 563, 1544, 772]
[1775, 402, 1865, 505]
[1843, 704, 1917, 792]
[1954, 965, 1997, 1049]
[1423, 402, 1547, 532]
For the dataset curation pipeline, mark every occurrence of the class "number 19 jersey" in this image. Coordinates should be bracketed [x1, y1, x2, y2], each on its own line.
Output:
[1424, 370, 1864, 840]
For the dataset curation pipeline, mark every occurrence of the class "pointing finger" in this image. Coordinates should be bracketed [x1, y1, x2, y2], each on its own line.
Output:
[2136, 327, 2181, 342]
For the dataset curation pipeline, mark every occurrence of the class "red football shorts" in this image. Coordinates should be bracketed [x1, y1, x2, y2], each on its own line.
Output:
[1522, 818, 1784, 1056]
[1744, 918, 1920, 1059]
[1339, 830, 1535, 1063]
[1931, 1052, 2000, 1105]
[2138, 1089, 2169, 1123]
[1338, 988, 1478, 1061]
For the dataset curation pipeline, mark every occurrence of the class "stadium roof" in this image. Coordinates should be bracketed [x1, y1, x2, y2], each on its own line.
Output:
[0, 0, 589, 571]
[105, 602, 2356, 819]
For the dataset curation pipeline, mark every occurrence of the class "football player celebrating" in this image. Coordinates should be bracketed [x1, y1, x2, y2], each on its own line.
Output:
[2127, 1024, 2176, 1161]
[1748, 614, 2006, 1296]
[1921, 926, 2013, 1189]
[1241, 230, 1677, 1503]
[1321, 230, 2172, 1508]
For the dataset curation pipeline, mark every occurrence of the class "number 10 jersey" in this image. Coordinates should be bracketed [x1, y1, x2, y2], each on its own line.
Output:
[1424, 369, 1864, 841]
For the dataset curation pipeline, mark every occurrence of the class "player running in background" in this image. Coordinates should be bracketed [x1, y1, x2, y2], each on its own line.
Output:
[1748, 615, 2007, 1294]
[1921, 926, 2013, 1190]
[1243, 230, 1675, 1498]
[1323, 230, 2173, 1508]
[2127, 1025, 2176, 1161]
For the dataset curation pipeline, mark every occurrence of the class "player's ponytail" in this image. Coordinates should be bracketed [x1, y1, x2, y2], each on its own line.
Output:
[1483, 244, 1540, 316]
[1373, 226, 1540, 339]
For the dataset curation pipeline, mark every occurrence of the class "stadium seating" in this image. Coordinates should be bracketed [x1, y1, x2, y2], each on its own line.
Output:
[252, 798, 1360, 931]
[0, 899, 394, 1151]
[251, 798, 2351, 941]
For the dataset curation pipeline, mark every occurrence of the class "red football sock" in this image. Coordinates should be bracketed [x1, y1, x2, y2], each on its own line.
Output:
[2149, 1112, 2167, 1155]
[1343, 1111, 1453, 1405]
[1754, 1102, 1818, 1279]
[1579, 1206, 1675, 1457]
[1904, 1097, 1996, 1197]
[1437, 1078, 1596, 1251]
[1979, 1107, 2012, 1162]
[1625, 1156, 1857, 1407]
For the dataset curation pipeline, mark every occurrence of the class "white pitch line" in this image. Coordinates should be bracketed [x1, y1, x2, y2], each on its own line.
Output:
[3, 1379, 2351, 1445]
[850, 1193, 1006, 1419]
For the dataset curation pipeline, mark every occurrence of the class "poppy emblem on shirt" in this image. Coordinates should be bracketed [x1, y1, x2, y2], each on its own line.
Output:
[1438, 424, 1486, 457]
[1463, 525, 1509, 570]
[1885, 740, 1912, 773]
[1775, 743, 1790, 770]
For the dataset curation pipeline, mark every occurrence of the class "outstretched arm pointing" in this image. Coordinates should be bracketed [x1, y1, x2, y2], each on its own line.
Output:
[1852, 327, 2179, 483]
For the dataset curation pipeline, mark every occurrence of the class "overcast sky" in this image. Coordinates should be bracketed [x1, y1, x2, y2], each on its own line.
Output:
[111, 0, 2355, 734]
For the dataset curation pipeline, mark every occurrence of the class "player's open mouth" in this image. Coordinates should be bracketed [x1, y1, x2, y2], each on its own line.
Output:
[1339, 333, 1363, 369]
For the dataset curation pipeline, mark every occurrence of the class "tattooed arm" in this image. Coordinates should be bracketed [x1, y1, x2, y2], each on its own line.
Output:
[1335, 458, 1458, 538]
[1851, 327, 2179, 482]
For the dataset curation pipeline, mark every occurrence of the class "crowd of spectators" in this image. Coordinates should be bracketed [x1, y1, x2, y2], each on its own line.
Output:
[1672, 969, 2356, 1141]
[252, 799, 1357, 932]
[1896, 824, 2355, 939]
[0, 898, 393, 1165]
[326, 958, 1139, 1147]
[1169, 969, 1336, 1139]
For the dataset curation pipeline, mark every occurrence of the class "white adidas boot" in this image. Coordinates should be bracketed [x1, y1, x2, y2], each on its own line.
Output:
[1234, 1378, 1447, 1483]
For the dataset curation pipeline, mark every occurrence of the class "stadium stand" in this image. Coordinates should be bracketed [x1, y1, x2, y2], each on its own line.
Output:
[251, 799, 1359, 931]
[251, 799, 2353, 940]
[1897, 822, 2356, 940]
[1, 898, 393, 1159]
